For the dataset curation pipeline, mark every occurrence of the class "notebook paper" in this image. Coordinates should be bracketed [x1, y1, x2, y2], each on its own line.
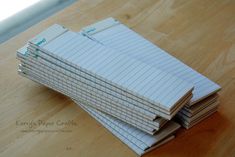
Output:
[82, 18, 221, 106]
[17, 53, 166, 134]
[17, 45, 158, 120]
[81, 17, 221, 129]
[26, 24, 194, 120]
[23, 46, 186, 121]
[17, 46, 171, 134]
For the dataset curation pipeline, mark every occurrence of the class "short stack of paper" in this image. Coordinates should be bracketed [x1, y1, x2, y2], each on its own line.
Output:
[82, 18, 221, 129]
[16, 18, 220, 156]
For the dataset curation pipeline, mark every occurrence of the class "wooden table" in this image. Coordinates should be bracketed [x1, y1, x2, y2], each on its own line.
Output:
[1, 0, 235, 156]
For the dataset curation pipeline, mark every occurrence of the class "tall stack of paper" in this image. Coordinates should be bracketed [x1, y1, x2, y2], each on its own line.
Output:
[82, 18, 221, 129]
[17, 24, 193, 133]
[16, 18, 220, 156]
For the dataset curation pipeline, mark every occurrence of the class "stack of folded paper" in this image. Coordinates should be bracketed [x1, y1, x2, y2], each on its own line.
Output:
[16, 18, 220, 156]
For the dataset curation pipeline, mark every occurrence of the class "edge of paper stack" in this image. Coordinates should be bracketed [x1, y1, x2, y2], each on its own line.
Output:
[16, 17, 221, 156]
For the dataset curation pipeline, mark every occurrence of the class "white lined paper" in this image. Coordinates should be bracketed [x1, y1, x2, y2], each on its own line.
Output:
[27, 25, 193, 120]
[16, 20, 222, 156]
[85, 18, 220, 105]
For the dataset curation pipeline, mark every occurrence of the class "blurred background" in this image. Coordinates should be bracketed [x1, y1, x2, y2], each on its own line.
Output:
[0, 0, 77, 44]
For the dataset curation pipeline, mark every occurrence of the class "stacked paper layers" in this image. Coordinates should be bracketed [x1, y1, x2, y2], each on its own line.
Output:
[17, 68, 180, 156]
[16, 18, 221, 156]
[82, 18, 221, 129]
[17, 24, 193, 135]
[16, 24, 187, 155]
[16, 28, 182, 155]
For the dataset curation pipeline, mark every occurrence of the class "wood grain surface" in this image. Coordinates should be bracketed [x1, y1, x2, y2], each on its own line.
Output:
[0, 0, 235, 156]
